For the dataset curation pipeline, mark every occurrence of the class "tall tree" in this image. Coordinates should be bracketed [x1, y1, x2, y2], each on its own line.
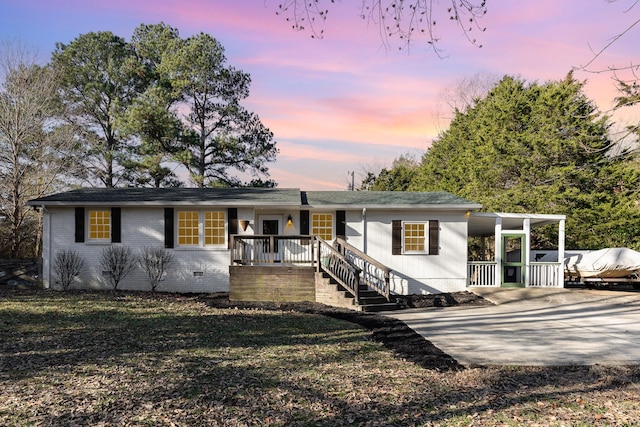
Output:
[51, 31, 142, 187]
[0, 41, 76, 257]
[411, 73, 640, 249]
[162, 32, 278, 187]
[51, 24, 278, 189]
[120, 23, 184, 188]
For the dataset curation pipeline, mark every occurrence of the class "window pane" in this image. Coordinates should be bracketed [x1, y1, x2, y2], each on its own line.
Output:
[404, 222, 426, 252]
[89, 210, 110, 240]
[178, 211, 199, 245]
[204, 211, 225, 245]
[312, 213, 333, 241]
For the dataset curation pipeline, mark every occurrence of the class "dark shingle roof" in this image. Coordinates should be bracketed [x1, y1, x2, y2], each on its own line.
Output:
[303, 191, 481, 209]
[28, 188, 303, 207]
[28, 188, 481, 210]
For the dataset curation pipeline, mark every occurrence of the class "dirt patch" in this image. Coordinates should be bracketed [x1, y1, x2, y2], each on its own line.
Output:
[199, 291, 491, 371]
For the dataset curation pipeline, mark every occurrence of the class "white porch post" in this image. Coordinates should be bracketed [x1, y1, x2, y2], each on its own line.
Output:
[494, 217, 502, 287]
[523, 218, 531, 287]
[558, 219, 566, 287]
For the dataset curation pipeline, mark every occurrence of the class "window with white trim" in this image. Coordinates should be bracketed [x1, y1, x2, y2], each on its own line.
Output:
[204, 211, 225, 245]
[312, 213, 333, 241]
[177, 210, 226, 247]
[88, 209, 111, 241]
[403, 221, 428, 253]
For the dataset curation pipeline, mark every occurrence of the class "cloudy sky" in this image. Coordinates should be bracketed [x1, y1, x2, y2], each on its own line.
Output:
[1, 0, 638, 189]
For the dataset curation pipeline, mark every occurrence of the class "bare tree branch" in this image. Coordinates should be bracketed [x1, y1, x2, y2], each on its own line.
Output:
[274, 0, 487, 54]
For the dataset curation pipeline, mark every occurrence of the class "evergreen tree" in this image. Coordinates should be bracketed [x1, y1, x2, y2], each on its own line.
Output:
[51, 32, 142, 187]
[410, 73, 640, 249]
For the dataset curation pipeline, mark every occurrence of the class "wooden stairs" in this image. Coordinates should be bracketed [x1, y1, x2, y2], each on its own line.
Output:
[315, 271, 400, 312]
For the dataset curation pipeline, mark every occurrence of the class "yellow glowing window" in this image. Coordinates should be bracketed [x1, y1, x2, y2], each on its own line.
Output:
[312, 213, 333, 241]
[178, 211, 199, 246]
[404, 222, 426, 252]
[204, 211, 225, 246]
[89, 210, 111, 240]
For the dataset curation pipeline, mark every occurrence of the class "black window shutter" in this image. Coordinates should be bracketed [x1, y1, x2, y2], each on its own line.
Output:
[75, 207, 85, 243]
[111, 207, 121, 243]
[300, 210, 309, 235]
[392, 220, 402, 255]
[164, 208, 174, 249]
[228, 208, 238, 249]
[336, 210, 346, 239]
[429, 220, 439, 255]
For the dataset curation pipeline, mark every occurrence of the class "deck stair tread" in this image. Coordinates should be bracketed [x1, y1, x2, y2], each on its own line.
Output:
[317, 271, 399, 312]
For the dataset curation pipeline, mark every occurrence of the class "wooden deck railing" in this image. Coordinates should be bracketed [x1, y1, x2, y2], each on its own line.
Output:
[333, 238, 391, 301]
[230, 235, 314, 265]
[316, 237, 362, 304]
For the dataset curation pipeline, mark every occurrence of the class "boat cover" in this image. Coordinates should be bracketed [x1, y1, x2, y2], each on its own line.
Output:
[564, 247, 640, 278]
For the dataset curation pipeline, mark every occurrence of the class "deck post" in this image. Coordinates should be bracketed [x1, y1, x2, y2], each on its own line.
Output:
[269, 235, 275, 263]
[494, 217, 502, 287]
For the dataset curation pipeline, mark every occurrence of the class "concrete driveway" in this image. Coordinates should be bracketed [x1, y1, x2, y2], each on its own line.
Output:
[384, 287, 640, 366]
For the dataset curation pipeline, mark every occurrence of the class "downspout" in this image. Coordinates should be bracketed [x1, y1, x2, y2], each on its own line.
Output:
[40, 206, 51, 289]
[362, 208, 367, 253]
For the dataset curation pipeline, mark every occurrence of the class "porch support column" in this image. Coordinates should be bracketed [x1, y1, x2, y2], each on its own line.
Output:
[494, 217, 502, 287]
[558, 219, 566, 287]
[523, 218, 531, 287]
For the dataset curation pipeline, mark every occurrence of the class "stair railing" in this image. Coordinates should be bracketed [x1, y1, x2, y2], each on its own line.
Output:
[333, 238, 391, 301]
[316, 237, 362, 304]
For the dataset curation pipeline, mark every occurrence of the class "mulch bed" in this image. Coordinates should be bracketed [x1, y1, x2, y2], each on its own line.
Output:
[199, 291, 492, 371]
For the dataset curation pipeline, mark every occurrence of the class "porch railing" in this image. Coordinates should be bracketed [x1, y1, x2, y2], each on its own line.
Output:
[528, 262, 563, 287]
[467, 261, 563, 287]
[468, 261, 496, 287]
[333, 238, 391, 301]
[230, 235, 314, 265]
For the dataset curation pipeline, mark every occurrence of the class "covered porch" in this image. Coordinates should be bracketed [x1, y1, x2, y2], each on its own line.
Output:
[467, 212, 566, 288]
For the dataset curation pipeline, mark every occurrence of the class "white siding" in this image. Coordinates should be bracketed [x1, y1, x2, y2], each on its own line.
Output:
[45, 207, 230, 293]
[42, 204, 472, 295]
[343, 209, 469, 295]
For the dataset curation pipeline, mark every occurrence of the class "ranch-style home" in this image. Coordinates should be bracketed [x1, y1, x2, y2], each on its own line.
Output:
[28, 188, 566, 310]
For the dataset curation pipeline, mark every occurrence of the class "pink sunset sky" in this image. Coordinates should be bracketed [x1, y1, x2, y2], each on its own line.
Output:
[1, 0, 638, 190]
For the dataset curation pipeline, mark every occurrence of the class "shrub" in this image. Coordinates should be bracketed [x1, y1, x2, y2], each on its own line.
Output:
[100, 246, 136, 290]
[138, 246, 174, 291]
[52, 249, 85, 290]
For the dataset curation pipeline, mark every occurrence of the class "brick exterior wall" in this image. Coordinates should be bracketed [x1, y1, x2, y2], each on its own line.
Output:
[44, 207, 230, 293]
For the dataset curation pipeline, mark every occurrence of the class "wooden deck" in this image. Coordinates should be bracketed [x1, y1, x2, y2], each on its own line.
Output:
[229, 265, 315, 302]
[228, 235, 397, 311]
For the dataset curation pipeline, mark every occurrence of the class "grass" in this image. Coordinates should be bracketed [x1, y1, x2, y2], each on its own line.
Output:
[1, 289, 640, 426]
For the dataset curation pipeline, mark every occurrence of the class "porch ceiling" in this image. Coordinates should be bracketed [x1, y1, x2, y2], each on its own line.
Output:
[468, 212, 566, 237]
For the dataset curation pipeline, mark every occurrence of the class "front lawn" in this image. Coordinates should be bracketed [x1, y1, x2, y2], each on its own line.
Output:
[1, 290, 639, 426]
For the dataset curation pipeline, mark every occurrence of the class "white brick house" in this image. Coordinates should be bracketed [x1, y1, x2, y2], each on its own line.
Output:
[28, 188, 565, 295]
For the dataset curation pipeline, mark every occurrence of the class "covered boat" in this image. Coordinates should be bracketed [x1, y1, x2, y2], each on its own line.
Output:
[564, 247, 640, 279]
